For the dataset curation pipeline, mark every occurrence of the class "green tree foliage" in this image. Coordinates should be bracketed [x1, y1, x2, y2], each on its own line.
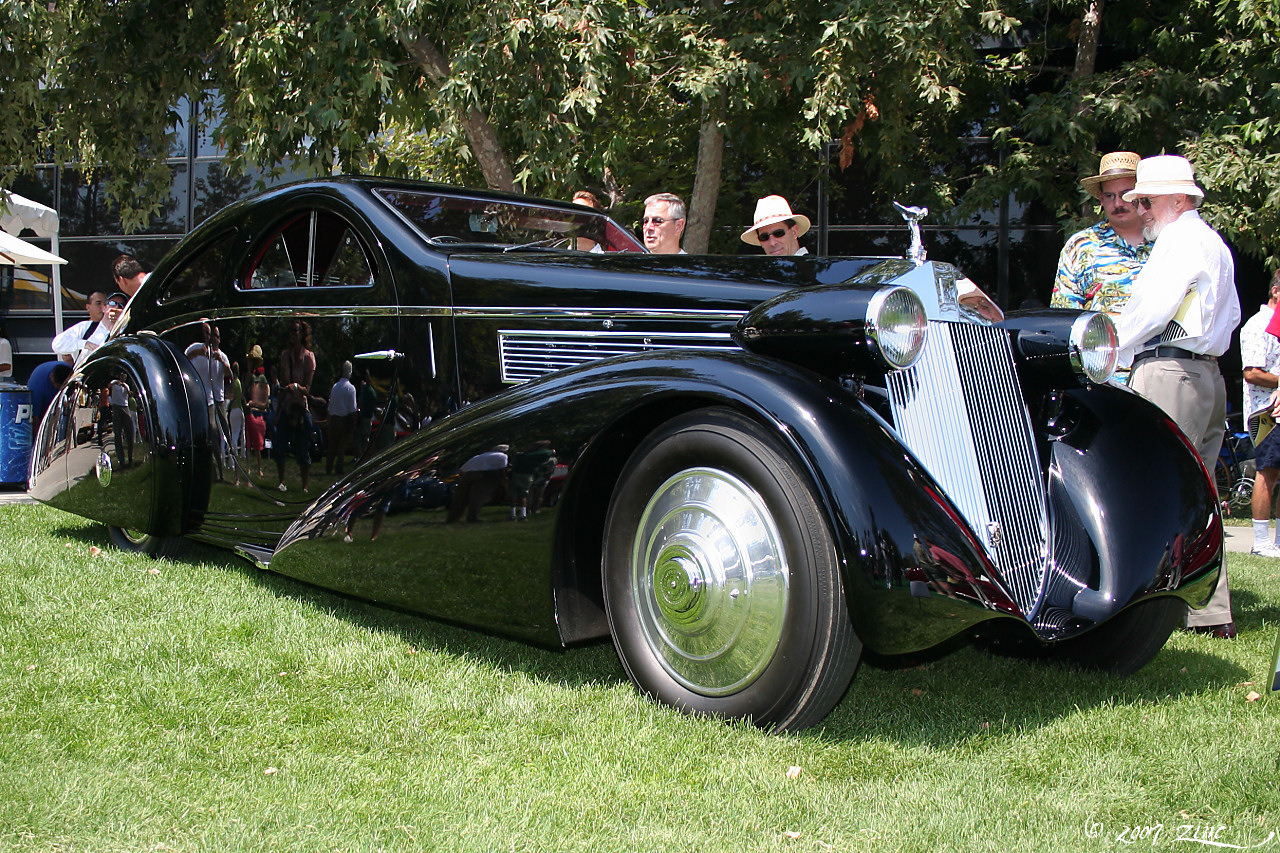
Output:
[0, 1, 226, 229]
[1, 0, 1278, 265]
[803, 0, 1021, 216]
[975, 0, 1280, 264]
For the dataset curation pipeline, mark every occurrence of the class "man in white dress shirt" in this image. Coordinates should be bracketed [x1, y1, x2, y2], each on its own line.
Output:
[51, 291, 110, 364]
[1113, 154, 1241, 637]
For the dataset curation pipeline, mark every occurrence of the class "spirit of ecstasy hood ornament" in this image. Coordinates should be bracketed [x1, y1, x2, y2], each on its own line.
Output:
[893, 201, 928, 267]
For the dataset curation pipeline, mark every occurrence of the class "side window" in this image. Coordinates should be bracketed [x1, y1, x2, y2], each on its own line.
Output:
[159, 230, 237, 303]
[241, 210, 374, 290]
[321, 227, 375, 287]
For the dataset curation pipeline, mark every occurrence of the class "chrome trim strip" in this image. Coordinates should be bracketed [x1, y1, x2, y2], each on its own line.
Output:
[306, 211, 317, 287]
[151, 305, 740, 333]
[151, 305, 403, 331]
[234, 543, 274, 570]
[383, 306, 453, 318]
[453, 307, 748, 322]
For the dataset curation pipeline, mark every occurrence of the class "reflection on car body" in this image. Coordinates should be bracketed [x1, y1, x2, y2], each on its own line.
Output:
[29, 177, 1225, 731]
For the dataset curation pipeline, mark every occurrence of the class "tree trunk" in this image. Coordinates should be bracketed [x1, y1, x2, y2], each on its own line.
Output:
[1073, 0, 1104, 79]
[685, 94, 725, 254]
[400, 31, 516, 192]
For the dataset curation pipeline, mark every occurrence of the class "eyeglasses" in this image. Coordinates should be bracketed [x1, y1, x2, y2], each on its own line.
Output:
[642, 217, 670, 226]
[757, 228, 788, 242]
[1136, 197, 1156, 210]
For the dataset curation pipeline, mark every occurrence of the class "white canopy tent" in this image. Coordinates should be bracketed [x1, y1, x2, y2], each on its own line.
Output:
[0, 191, 59, 238]
[0, 190, 66, 334]
[0, 230, 67, 266]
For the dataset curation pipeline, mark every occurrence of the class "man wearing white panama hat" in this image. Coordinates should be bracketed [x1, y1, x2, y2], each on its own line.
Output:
[741, 195, 810, 256]
[743, 194, 1005, 319]
[1114, 153, 1241, 637]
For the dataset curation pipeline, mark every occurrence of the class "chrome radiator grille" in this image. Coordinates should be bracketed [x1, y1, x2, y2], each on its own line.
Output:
[886, 322, 1049, 615]
[499, 330, 738, 384]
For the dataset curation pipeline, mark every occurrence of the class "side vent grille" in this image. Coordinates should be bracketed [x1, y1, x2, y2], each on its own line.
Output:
[498, 330, 737, 384]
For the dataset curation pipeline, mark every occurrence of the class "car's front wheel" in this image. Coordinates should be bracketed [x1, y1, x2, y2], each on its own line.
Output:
[107, 525, 191, 560]
[1044, 596, 1186, 675]
[602, 407, 860, 731]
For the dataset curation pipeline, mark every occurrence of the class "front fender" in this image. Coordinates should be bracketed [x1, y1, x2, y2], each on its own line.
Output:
[29, 335, 212, 537]
[275, 349, 1016, 653]
[1041, 383, 1222, 620]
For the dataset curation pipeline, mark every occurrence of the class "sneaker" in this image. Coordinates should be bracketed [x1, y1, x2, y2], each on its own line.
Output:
[1251, 542, 1280, 558]
[277, 482, 287, 492]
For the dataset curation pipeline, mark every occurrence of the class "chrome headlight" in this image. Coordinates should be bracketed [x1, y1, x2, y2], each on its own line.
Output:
[867, 286, 928, 369]
[1069, 312, 1118, 384]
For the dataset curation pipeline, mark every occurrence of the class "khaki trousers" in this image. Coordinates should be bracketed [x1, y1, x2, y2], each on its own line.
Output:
[1131, 355, 1232, 625]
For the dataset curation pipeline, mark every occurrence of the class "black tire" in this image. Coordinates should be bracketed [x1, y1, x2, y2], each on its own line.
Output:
[602, 407, 861, 731]
[107, 525, 192, 560]
[1043, 597, 1186, 676]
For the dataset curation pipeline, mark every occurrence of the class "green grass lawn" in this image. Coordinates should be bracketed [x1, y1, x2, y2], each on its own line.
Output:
[2, 502, 1278, 853]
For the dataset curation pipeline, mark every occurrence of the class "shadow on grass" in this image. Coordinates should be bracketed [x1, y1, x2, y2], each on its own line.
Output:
[50, 515, 1265, 747]
[814, 640, 1252, 746]
[1233, 584, 1280, 631]
[176, 535, 629, 689]
[49, 523, 116, 547]
[228, 546, 1262, 747]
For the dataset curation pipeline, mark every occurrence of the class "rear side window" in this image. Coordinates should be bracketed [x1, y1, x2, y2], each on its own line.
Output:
[241, 210, 374, 290]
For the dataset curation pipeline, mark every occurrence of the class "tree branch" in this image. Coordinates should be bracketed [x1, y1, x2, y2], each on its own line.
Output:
[399, 30, 516, 192]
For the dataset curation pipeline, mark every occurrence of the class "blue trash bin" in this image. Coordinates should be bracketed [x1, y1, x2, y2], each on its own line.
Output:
[0, 383, 34, 485]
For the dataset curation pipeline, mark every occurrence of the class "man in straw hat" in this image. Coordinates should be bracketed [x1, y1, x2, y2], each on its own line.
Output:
[1114, 154, 1241, 637]
[742, 195, 810, 256]
[1051, 151, 1151, 323]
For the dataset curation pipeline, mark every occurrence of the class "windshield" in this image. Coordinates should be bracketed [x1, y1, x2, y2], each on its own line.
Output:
[374, 188, 646, 254]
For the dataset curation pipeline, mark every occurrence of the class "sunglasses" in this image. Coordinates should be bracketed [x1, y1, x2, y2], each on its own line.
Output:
[757, 228, 788, 242]
[642, 217, 670, 226]
[1136, 197, 1156, 210]
[106, 300, 125, 308]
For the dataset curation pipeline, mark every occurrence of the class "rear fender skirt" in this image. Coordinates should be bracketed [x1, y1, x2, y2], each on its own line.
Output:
[275, 349, 1017, 653]
[28, 335, 212, 537]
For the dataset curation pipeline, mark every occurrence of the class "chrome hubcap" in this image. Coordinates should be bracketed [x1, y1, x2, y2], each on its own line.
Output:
[95, 451, 113, 487]
[121, 528, 148, 546]
[632, 467, 788, 695]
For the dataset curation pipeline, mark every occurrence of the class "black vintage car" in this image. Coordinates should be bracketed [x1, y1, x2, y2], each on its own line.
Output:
[29, 178, 1223, 731]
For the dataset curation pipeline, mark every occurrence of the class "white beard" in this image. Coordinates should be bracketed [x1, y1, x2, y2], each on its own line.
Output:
[1142, 220, 1171, 242]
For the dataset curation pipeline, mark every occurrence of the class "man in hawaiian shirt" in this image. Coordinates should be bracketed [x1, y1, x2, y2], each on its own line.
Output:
[1050, 151, 1150, 324]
